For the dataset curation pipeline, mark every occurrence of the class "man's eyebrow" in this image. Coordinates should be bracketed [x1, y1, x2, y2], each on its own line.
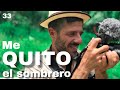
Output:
[67, 31, 84, 35]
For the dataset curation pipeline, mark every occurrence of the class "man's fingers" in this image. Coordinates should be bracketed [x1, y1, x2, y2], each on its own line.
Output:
[106, 51, 119, 68]
[87, 37, 95, 46]
[97, 54, 107, 67]
[112, 51, 120, 61]
[88, 38, 101, 49]
[97, 45, 109, 54]
[101, 55, 107, 67]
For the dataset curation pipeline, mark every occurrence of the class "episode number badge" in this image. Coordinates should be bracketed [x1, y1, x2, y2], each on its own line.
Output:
[2, 13, 12, 19]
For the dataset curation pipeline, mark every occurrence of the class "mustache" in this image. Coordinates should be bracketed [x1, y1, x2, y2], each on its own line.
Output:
[70, 42, 79, 46]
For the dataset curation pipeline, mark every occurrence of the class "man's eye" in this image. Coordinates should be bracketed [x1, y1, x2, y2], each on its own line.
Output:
[69, 33, 75, 36]
[68, 32, 83, 37]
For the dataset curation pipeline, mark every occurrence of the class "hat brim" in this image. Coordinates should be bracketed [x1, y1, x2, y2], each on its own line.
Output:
[40, 12, 91, 28]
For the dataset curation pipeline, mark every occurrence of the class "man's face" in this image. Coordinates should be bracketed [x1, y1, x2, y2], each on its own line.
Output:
[54, 21, 83, 58]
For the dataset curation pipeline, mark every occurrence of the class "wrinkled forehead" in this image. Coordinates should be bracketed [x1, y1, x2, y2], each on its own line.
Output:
[61, 21, 83, 32]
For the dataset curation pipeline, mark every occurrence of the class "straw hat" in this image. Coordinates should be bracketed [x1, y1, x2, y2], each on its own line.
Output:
[40, 11, 91, 28]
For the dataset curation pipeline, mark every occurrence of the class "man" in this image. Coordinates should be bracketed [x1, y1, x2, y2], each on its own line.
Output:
[24, 11, 119, 79]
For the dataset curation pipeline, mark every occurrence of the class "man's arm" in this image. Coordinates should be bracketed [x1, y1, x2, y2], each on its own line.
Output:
[71, 67, 90, 79]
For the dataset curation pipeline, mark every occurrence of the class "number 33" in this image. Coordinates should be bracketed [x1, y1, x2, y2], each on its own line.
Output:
[2, 13, 11, 19]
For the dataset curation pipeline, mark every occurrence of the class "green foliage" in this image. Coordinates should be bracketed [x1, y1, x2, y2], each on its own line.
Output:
[107, 62, 120, 79]
[78, 31, 97, 50]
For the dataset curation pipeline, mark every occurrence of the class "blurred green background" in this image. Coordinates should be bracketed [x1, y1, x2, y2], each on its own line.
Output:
[0, 11, 120, 79]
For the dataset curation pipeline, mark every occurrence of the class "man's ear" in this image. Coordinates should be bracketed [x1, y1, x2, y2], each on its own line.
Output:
[48, 27, 57, 38]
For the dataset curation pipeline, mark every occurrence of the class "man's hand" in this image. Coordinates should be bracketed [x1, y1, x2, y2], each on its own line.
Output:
[71, 38, 110, 79]
[95, 51, 119, 79]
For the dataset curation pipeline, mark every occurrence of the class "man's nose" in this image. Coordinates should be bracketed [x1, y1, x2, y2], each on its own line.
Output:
[74, 34, 82, 44]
